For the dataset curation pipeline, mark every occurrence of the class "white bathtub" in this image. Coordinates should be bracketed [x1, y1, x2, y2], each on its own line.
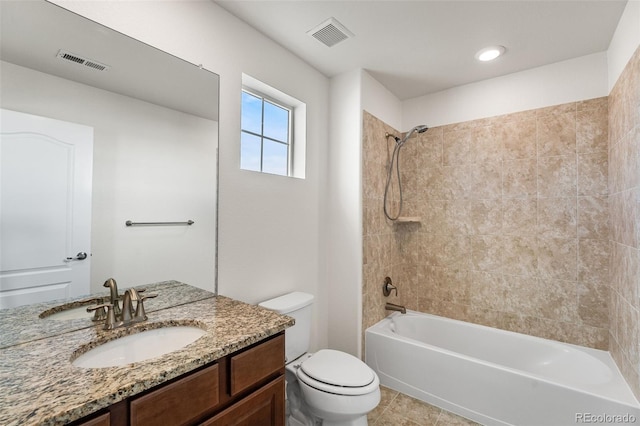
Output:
[365, 311, 640, 426]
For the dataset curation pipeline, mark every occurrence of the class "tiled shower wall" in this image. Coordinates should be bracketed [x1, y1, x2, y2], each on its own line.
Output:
[609, 46, 640, 398]
[363, 112, 419, 331]
[362, 95, 611, 349]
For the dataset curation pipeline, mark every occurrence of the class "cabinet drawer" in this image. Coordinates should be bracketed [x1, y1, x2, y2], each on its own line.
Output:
[76, 412, 110, 426]
[130, 363, 219, 426]
[201, 376, 285, 426]
[230, 334, 284, 396]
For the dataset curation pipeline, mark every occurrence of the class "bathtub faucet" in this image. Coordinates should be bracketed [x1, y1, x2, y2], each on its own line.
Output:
[383, 277, 397, 297]
[385, 302, 406, 314]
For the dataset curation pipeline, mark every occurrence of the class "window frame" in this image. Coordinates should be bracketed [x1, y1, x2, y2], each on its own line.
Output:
[241, 87, 294, 176]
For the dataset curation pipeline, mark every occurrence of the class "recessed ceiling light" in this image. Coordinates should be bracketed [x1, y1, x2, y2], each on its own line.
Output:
[475, 46, 506, 62]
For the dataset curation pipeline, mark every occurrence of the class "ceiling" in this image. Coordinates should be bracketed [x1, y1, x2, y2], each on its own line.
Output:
[1, 1, 219, 120]
[214, 0, 628, 100]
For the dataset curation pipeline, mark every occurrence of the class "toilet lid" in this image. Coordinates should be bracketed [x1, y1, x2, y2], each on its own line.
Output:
[299, 349, 375, 387]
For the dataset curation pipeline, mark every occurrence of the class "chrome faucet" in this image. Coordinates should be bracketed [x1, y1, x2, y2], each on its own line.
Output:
[385, 302, 406, 314]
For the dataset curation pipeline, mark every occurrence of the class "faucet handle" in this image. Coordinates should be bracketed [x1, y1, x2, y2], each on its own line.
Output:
[88, 298, 108, 322]
[383, 277, 398, 297]
[71, 296, 106, 321]
[134, 293, 158, 321]
[87, 303, 118, 330]
[86, 302, 111, 313]
[140, 293, 157, 301]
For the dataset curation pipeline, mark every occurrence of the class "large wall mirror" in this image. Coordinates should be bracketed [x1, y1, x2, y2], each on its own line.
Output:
[0, 0, 219, 308]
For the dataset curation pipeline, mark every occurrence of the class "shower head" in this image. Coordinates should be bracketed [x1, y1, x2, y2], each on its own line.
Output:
[398, 124, 429, 146]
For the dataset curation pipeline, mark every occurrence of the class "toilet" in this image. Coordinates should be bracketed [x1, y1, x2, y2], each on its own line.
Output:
[259, 292, 381, 426]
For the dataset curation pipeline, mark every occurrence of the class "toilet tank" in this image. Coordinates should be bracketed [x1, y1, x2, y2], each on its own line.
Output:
[258, 292, 314, 363]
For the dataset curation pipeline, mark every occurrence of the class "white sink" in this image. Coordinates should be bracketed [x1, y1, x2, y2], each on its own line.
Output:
[72, 326, 206, 368]
[44, 305, 94, 321]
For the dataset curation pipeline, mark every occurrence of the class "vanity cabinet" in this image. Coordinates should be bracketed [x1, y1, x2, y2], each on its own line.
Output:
[202, 376, 284, 426]
[75, 333, 285, 426]
[77, 413, 110, 426]
[130, 363, 220, 425]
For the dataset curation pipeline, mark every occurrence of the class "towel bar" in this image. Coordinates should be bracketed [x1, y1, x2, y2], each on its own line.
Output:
[125, 220, 194, 227]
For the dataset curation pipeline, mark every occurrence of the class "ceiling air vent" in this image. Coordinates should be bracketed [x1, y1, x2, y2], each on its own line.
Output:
[56, 50, 110, 72]
[307, 17, 354, 48]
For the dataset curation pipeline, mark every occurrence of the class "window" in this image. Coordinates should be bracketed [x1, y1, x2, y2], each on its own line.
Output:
[240, 74, 306, 179]
[241, 89, 292, 176]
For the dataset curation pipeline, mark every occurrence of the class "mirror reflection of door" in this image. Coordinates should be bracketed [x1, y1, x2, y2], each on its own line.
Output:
[0, 108, 92, 308]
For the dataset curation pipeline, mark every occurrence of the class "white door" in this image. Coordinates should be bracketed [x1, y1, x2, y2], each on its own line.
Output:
[0, 109, 93, 308]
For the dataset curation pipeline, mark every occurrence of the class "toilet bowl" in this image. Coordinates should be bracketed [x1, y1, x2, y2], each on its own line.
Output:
[294, 350, 380, 426]
[259, 292, 381, 426]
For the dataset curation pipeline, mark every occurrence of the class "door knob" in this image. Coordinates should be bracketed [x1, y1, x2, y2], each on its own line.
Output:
[65, 252, 88, 262]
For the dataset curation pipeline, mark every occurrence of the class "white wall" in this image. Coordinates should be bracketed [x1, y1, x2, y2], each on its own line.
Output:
[327, 69, 363, 356]
[1, 61, 217, 293]
[361, 70, 403, 131]
[608, 0, 640, 91]
[325, 69, 404, 357]
[402, 52, 608, 129]
[50, 0, 330, 351]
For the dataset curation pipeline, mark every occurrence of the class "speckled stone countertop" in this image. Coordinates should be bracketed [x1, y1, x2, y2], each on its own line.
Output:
[0, 283, 294, 426]
[0, 280, 212, 349]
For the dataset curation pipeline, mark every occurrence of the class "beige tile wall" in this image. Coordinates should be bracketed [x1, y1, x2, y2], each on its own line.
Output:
[362, 111, 417, 333]
[362, 96, 611, 349]
[609, 46, 640, 399]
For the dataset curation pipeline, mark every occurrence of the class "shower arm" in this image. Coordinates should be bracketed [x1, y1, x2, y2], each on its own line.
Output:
[385, 132, 400, 143]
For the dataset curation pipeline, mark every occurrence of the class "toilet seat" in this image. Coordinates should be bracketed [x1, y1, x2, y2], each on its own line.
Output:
[296, 349, 379, 396]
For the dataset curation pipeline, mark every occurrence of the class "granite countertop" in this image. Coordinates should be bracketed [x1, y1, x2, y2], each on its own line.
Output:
[0, 280, 213, 349]
[0, 283, 294, 426]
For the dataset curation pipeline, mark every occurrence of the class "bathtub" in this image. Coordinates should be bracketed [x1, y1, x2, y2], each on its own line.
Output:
[365, 311, 640, 426]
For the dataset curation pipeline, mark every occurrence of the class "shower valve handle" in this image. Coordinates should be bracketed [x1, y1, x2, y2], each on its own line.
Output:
[383, 277, 397, 297]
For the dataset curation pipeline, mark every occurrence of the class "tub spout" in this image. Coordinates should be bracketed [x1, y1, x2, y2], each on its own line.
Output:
[385, 302, 406, 314]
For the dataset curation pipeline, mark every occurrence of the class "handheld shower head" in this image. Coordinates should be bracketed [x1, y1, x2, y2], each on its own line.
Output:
[383, 123, 430, 221]
[398, 124, 429, 146]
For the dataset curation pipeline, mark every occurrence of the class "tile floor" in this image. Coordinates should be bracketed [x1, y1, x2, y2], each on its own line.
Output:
[367, 386, 481, 426]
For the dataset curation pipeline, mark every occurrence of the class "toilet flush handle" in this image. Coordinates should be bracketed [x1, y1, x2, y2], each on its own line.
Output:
[382, 277, 397, 297]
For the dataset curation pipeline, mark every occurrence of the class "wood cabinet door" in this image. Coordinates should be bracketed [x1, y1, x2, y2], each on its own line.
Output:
[201, 376, 285, 426]
[230, 334, 284, 396]
[130, 363, 219, 426]
[75, 412, 110, 426]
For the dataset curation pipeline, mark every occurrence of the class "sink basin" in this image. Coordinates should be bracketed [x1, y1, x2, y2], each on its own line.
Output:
[72, 326, 206, 368]
[40, 299, 101, 321]
[42, 305, 94, 321]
